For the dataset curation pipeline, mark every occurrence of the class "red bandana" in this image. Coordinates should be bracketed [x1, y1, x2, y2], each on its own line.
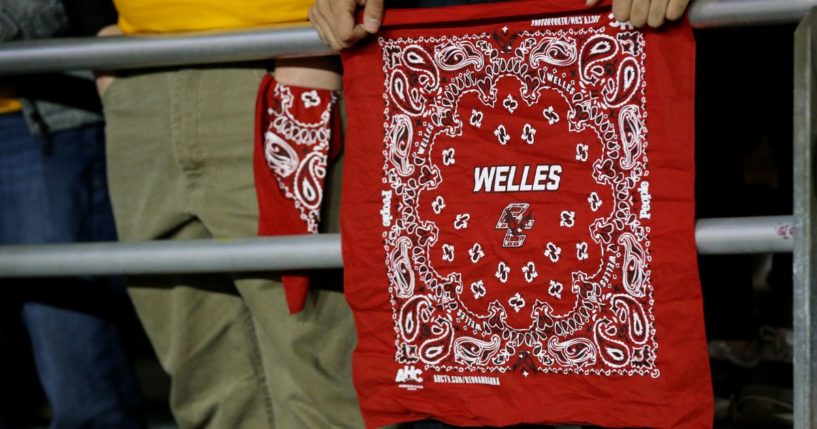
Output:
[341, 1, 712, 427]
[254, 75, 341, 313]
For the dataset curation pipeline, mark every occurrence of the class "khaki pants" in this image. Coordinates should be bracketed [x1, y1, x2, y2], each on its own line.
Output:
[103, 67, 362, 428]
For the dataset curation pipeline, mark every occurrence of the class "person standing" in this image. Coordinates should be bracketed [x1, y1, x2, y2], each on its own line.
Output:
[0, 1, 145, 427]
[98, 1, 363, 427]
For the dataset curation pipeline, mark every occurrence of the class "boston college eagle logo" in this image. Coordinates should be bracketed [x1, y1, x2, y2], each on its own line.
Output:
[495, 203, 535, 248]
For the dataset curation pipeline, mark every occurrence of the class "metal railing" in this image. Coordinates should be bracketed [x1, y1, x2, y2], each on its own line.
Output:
[0, 1, 814, 428]
[1, 0, 816, 76]
[690, 0, 817, 28]
[0, 216, 796, 277]
[794, 11, 817, 429]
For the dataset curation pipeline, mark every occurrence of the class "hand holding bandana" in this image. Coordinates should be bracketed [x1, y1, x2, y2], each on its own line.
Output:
[308, 0, 691, 54]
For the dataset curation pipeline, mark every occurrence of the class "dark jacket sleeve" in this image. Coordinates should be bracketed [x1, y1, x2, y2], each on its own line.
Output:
[61, 0, 117, 36]
[0, 0, 113, 134]
[0, 0, 68, 41]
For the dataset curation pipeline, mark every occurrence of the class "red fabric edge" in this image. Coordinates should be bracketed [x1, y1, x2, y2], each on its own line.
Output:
[373, 0, 613, 28]
[253, 73, 311, 315]
[341, 5, 713, 428]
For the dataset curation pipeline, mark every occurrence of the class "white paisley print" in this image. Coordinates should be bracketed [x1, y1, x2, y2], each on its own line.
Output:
[381, 16, 658, 378]
[263, 82, 338, 233]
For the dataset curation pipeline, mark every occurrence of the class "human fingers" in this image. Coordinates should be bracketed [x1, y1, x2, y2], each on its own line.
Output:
[308, 6, 336, 49]
[612, 0, 633, 23]
[310, 3, 343, 51]
[329, 0, 369, 48]
[628, 0, 650, 27]
[96, 75, 115, 97]
[309, 0, 346, 50]
[311, 0, 336, 43]
[96, 24, 123, 37]
[361, 0, 384, 33]
[647, 0, 669, 27]
[95, 24, 124, 96]
[666, 0, 690, 21]
[584, 0, 601, 7]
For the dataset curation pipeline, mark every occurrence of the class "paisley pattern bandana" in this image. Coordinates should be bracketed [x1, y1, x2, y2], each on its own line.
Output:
[254, 74, 341, 313]
[340, 0, 712, 427]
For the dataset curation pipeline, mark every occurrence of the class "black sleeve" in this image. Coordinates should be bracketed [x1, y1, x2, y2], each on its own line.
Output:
[60, 0, 117, 36]
[0, 0, 68, 41]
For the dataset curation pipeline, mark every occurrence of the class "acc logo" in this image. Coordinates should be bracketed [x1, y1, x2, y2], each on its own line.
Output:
[395, 365, 424, 388]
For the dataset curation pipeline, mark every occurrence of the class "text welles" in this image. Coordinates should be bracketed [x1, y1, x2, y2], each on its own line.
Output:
[473, 164, 562, 193]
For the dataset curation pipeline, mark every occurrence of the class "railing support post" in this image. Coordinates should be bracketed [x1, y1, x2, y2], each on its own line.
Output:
[794, 9, 817, 429]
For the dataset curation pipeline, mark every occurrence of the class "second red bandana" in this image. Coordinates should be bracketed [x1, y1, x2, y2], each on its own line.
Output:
[342, 1, 712, 427]
[254, 74, 341, 313]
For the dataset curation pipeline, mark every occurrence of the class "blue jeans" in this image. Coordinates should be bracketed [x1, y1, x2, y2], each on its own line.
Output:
[0, 112, 144, 429]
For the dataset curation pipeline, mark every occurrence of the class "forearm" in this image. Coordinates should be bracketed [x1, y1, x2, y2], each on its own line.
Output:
[274, 57, 342, 91]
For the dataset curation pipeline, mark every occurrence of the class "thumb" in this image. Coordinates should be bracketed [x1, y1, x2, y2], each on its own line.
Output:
[362, 0, 384, 33]
[97, 24, 124, 37]
[585, 0, 600, 6]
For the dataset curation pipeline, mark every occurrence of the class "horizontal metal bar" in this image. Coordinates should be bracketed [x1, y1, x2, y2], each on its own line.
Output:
[0, 234, 343, 277]
[0, 216, 794, 278]
[695, 215, 794, 254]
[0, 22, 335, 76]
[688, 0, 817, 28]
[0, 1, 812, 76]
